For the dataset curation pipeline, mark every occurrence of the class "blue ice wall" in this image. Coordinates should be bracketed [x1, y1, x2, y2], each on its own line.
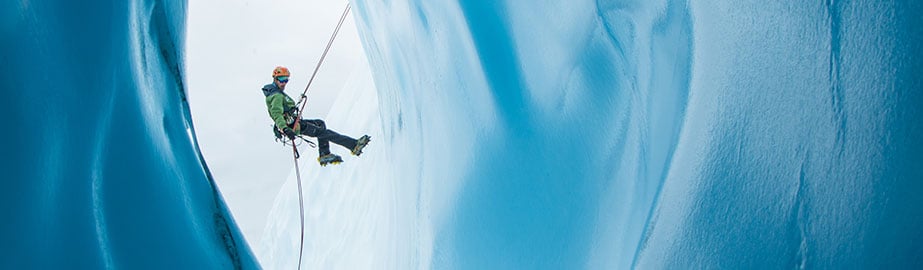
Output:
[351, 0, 923, 268]
[1, 0, 257, 268]
[3, 0, 921, 268]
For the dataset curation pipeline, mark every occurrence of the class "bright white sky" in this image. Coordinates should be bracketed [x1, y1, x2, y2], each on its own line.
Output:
[185, 0, 367, 248]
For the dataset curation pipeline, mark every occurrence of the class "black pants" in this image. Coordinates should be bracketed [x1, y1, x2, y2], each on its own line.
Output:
[299, 119, 357, 156]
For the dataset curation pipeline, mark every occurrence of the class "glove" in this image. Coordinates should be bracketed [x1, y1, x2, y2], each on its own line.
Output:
[283, 127, 297, 141]
[273, 126, 283, 140]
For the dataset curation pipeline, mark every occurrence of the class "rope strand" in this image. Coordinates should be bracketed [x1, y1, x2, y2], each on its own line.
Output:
[292, 142, 306, 270]
[292, 3, 351, 269]
[296, 3, 352, 118]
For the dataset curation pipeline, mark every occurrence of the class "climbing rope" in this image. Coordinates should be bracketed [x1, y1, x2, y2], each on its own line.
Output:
[295, 2, 352, 119]
[291, 2, 352, 269]
[277, 133, 317, 150]
[291, 141, 306, 270]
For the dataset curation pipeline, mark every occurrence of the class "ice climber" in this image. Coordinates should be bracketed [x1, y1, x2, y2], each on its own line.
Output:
[262, 66, 371, 166]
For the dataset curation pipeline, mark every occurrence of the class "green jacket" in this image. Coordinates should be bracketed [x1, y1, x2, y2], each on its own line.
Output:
[261, 83, 299, 133]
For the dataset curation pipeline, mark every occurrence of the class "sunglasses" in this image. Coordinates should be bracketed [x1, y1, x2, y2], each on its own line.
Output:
[276, 76, 290, 83]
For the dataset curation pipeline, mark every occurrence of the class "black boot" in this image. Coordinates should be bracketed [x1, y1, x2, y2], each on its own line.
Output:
[318, 153, 343, 166]
[352, 135, 371, 156]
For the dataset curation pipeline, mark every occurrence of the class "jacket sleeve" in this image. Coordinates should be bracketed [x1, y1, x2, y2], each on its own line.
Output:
[267, 94, 289, 129]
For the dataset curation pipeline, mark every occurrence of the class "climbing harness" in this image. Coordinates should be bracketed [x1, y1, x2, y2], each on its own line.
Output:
[288, 3, 352, 269]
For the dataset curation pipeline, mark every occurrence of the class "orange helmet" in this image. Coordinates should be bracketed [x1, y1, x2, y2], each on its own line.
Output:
[272, 66, 290, 78]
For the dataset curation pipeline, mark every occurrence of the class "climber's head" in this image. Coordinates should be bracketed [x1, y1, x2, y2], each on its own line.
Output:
[272, 66, 290, 88]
